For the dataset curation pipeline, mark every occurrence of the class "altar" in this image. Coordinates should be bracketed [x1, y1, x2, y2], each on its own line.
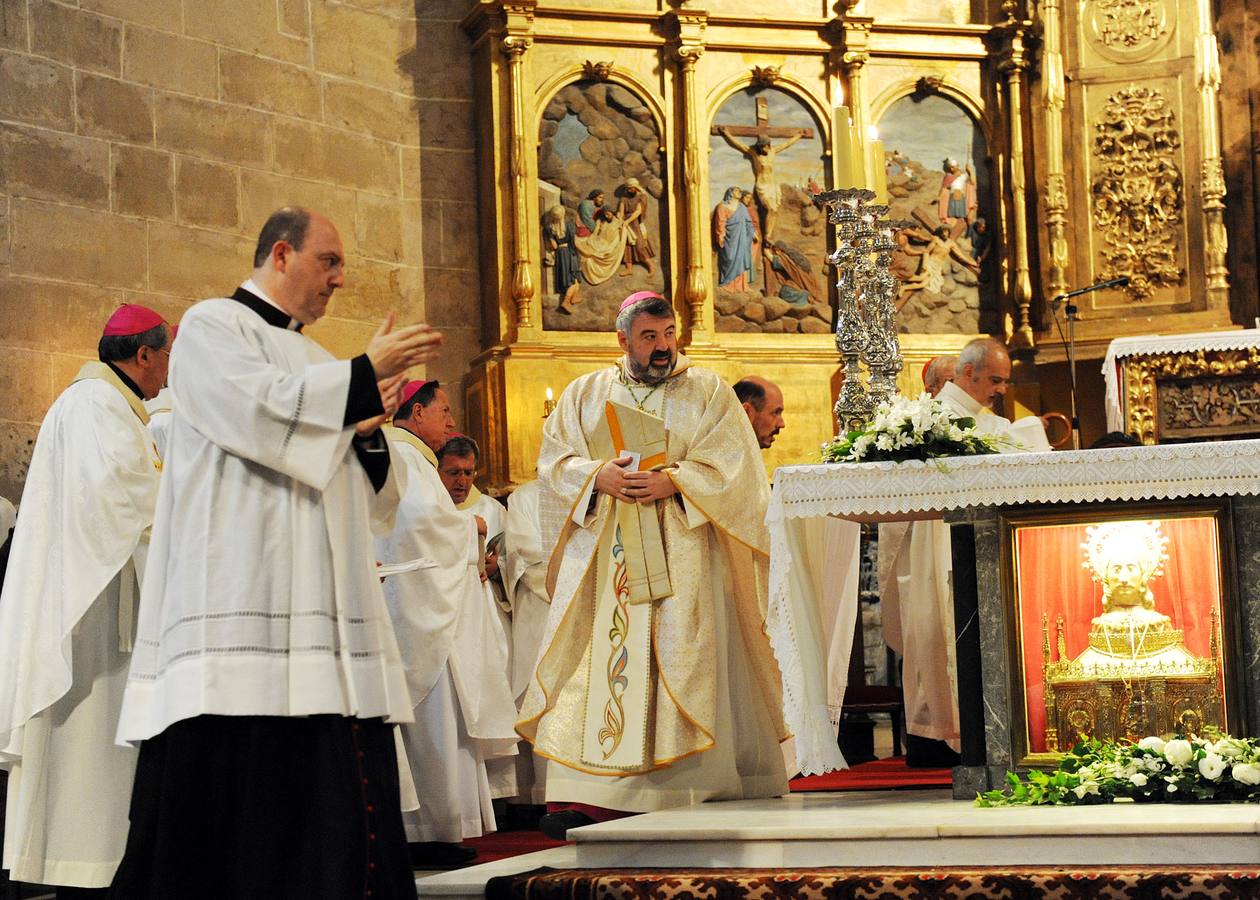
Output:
[767, 439, 1260, 796]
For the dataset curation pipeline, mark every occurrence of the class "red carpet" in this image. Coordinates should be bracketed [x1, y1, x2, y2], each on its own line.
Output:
[789, 756, 952, 792]
[460, 759, 949, 866]
[464, 828, 571, 863]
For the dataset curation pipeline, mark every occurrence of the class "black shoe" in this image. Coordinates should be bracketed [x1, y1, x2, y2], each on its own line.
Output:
[539, 809, 594, 840]
[905, 734, 961, 768]
[409, 841, 479, 869]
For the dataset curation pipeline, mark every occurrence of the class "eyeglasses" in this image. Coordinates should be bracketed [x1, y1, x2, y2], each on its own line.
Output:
[440, 468, 477, 479]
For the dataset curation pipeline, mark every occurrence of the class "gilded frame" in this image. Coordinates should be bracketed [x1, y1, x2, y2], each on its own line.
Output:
[1120, 348, 1260, 445]
[997, 499, 1246, 770]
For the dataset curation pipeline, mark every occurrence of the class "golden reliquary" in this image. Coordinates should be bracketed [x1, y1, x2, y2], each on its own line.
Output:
[1042, 521, 1222, 752]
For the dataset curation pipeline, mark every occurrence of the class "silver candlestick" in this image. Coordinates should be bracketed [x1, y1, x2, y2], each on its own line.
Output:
[817, 189, 906, 430]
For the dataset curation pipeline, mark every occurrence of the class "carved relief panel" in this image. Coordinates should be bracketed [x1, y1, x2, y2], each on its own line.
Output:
[1046, 0, 1231, 341]
[1083, 0, 1176, 63]
[1086, 82, 1188, 304]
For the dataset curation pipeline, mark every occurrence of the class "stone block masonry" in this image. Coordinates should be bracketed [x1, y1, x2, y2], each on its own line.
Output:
[0, 0, 484, 501]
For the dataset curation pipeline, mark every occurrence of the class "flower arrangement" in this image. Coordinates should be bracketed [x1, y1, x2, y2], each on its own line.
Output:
[822, 393, 1006, 464]
[976, 734, 1260, 807]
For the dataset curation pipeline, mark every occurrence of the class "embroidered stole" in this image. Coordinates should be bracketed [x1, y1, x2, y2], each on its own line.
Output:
[580, 398, 671, 770]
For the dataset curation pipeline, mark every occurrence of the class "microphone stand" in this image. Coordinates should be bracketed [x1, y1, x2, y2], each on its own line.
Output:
[1050, 295, 1081, 450]
[1049, 277, 1126, 451]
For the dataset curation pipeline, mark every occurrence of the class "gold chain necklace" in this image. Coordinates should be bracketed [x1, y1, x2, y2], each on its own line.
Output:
[618, 367, 663, 411]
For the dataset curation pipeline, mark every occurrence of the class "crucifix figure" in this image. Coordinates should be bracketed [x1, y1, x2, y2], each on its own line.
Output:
[713, 95, 813, 241]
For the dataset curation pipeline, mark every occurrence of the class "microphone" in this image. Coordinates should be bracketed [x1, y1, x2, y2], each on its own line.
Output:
[1051, 276, 1130, 311]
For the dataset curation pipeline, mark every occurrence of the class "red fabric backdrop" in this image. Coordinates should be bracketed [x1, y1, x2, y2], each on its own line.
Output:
[1014, 517, 1221, 752]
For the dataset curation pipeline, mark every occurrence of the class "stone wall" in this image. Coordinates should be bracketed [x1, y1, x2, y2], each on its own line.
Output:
[0, 0, 482, 501]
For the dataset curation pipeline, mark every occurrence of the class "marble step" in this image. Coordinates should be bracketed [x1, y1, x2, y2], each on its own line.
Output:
[567, 789, 1260, 867]
[416, 847, 577, 900]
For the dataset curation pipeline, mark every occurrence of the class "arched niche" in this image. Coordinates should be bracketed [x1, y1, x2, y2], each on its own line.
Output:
[707, 84, 831, 335]
[875, 90, 999, 335]
[536, 78, 669, 332]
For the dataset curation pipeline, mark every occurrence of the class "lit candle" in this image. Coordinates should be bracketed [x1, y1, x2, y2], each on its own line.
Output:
[850, 119, 866, 189]
[832, 104, 855, 188]
[870, 139, 887, 204]
[543, 386, 556, 418]
[545, 386, 553, 403]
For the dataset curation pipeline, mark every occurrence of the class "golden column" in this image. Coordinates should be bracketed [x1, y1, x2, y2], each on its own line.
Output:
[669, 8, 709, 337]
[1195, 0, 1230, 305]
[1039, 0, 1070, 308]
[993, 0, 1036, 350]
[502, 2, 536, 330]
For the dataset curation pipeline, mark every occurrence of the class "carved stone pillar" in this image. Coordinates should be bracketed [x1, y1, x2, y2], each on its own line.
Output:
[1195, 0, 1230, 306]
[993, 1, 1036, 351]
[1040, 0, 1070, 313]
[670, 9, 708, 334]
[502, 2, 536, 329]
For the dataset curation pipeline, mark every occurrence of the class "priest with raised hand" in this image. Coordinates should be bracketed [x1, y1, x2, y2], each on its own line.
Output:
[880, 338, 1049, 767]
[518, 291, 789, 839]
[377, 382, 518, 869]
[0, 304, 170, 894]
[108, 207, 442, 899]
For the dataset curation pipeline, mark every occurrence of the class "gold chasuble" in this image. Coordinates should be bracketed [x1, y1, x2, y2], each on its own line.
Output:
[518, 356, 789, 809]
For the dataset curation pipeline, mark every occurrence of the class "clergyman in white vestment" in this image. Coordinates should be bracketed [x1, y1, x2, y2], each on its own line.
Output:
[879, 339, 1049, 762]
[107, 207, 443, 900]
[440, 435, 520, 802]
[518, 292, 788, 838]
[502, 478, 553, 803]
[733, 376, 786, 450]
[0, 305, 171, 889]
[376, 383, 518, 870]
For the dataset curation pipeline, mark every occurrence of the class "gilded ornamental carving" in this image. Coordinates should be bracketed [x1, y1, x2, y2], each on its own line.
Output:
[1120, 348, 1260, 443]
[1085, 0, 1172, 60]
[1090, 85, 1185, 301]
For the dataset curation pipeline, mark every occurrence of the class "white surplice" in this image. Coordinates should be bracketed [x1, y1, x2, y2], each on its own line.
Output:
[501, 480, 551, 802]
[144, 387, 173, 461]
[461, 491, 511, 662]
[455, 490, 518, 800]
[117, 294, 413, 744]
[0, 368, 160, 887]
[502, 480, 549, 703]
[879, 383, 1050, 746]
[377, 430, 517, 840]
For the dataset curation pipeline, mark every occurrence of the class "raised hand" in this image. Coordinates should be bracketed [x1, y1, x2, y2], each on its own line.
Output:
[366, 314, 443, 379]
[355, 371, 408, 436]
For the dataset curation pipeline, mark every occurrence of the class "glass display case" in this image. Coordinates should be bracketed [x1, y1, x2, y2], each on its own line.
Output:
[1004, 504, 1241, 765]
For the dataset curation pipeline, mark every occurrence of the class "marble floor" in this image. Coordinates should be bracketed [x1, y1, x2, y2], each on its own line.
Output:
[416, 789, 1260, 899]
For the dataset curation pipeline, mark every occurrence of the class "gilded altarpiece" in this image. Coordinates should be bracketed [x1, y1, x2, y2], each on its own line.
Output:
[1030, 0, 1233, 362]
[460, 1, 1013, 492]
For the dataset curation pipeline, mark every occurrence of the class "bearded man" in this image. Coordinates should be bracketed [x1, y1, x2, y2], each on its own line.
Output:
[518, 291, 788, 838]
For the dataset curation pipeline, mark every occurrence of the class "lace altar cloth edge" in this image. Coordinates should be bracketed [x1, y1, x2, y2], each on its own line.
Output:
[1102, 328, 1260, 432]
[768, 439, 1260, 521]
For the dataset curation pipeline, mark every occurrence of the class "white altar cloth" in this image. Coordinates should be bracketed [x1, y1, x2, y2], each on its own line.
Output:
[1102, 328, 1257, 432]
[767, 440, 1260, 776]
